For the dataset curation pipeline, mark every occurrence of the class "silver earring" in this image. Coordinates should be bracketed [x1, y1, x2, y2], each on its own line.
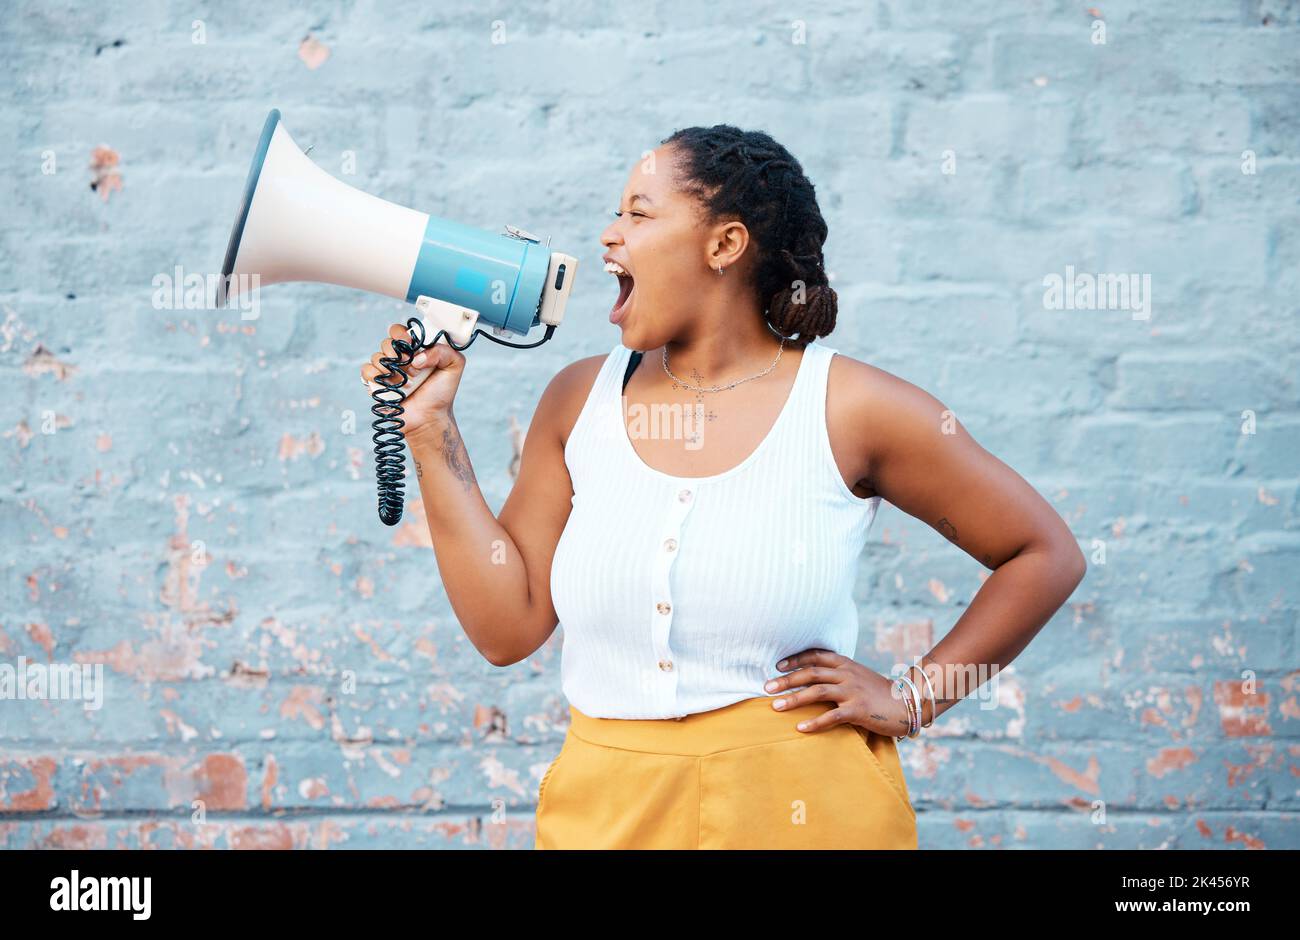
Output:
[764, 317, 798, 341]
[716, 266, 724, 275]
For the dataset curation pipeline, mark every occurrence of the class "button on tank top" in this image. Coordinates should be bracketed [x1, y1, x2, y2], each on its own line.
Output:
[549, 340, 882, 719]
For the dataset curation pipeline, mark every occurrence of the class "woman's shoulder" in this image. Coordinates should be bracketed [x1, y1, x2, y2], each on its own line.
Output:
[825, 346, 945, 412]
[824, 346, 956, 462]
[534, 347, 619, 451]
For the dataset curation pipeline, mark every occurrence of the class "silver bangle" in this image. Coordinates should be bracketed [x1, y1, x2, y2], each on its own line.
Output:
[911, 659, 938, 729]
[894, 674, 921, 740]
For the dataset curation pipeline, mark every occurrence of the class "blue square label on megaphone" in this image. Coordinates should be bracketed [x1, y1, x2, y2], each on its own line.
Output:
[454, 267, 490, 295]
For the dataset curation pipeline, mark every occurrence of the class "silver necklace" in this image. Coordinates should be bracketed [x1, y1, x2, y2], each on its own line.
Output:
[661, 339, 786, 393]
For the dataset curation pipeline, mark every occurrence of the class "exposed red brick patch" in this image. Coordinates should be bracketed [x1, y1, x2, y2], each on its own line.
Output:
[299, 778, 329, 800]
[158, 709, 198, 742]
[195, 754, 248, 811]
[23, 344, 78, 381]
[77, 494, 234, 681]
[280, 686, 326, 730]
[89, 145, 123, 202]
[298, 35, 330, 69]
[1225, 742, 1276, 789]
[44, 825, 109, 849]
[1035, 753, 1101, 794]
[1196, 819, 1213, 839]
[4, 419, 33, 448]
[78, 633, 213, 683]
[1223, 826, 1265, 850]
[1213, 681, 1272, 737]
[351, 624, 394, 662]
[0, 757, 57, 811]
[277, 431, 325, 461]
[1141, 707, 1166, 728]
[260, 755, 278, 812]
[1183, 685, 1203, 730]
[1059, 694, 1083, 713]
[25, 622, 54, 659]
[229, 825, 294, 850]
[1147, 747, 1196, 778]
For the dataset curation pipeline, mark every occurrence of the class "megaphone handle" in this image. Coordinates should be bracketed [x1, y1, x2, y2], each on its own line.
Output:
[370, 316, 446, 527]
[368, 315, 559, 527]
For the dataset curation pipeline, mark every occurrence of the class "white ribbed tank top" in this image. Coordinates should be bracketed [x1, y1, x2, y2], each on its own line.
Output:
[549, 339, 882, 719]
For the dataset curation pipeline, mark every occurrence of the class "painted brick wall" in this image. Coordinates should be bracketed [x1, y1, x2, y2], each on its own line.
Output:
[1, 0, 1297, 849]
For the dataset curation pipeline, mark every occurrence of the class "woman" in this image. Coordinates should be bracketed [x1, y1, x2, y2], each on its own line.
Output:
[360, 125, 1087, 850]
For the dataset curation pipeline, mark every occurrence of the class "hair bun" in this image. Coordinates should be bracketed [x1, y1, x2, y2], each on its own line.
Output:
[767, 283, 837, 343]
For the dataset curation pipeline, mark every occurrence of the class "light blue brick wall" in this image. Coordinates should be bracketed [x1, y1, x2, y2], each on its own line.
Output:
[1, 0, 1296, 849]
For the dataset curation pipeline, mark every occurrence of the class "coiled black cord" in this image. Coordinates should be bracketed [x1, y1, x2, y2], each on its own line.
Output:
[371, 316, 558, 526]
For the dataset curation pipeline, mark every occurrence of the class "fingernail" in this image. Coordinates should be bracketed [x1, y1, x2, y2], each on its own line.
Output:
[796, 721, 808, 730]
[764, 680, 777, 692]
[413, 353, 427, 367]
[773, 699, 785, 709]
[777, 659, 788, 670]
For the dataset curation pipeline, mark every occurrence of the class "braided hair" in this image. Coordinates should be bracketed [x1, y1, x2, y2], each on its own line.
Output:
[660, 124, 837, 346]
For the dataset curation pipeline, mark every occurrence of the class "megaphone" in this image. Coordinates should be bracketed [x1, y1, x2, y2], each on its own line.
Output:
[218, 109, 578, 526]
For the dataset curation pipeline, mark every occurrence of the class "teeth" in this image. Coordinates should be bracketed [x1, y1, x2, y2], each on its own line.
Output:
[604, 260, 631, 277]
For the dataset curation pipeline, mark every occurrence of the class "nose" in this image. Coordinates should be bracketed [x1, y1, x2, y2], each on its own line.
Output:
[600, 215, 623, 250]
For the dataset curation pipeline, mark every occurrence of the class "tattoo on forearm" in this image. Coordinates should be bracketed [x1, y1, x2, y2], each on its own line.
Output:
[440, 424, 477, 492]
[937, 517, 959, 543]
[415, 459, 423, 480]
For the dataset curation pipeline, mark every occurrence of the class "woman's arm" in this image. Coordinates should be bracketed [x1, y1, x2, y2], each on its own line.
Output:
[399, 354, 599, 667]
[851, 358, 1087, 726]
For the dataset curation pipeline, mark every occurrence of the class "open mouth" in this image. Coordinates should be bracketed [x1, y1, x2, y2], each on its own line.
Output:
[605, 260, 635, 324]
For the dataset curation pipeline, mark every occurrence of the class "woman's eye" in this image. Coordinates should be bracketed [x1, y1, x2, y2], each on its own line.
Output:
[612, 210, 647, 219]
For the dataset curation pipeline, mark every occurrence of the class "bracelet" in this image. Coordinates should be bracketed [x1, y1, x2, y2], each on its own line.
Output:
[893, 675, 921, 741]
[892, 679, 911, 742]
[904, 674, 923, 738]
[909, 659, 938, 729]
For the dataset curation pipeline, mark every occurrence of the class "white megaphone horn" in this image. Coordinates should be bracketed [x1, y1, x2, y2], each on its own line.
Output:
[218, 109, 579, 526]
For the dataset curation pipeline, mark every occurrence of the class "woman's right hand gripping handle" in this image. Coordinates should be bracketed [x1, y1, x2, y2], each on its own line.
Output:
[359, 323, 573, 668]
[361, 322, 466, 437]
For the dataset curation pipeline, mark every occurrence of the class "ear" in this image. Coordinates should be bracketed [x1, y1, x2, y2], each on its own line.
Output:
[707, 218, 750, 271]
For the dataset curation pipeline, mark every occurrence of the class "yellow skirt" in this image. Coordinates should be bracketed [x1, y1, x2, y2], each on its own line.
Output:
[534, 695, 918, 849]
